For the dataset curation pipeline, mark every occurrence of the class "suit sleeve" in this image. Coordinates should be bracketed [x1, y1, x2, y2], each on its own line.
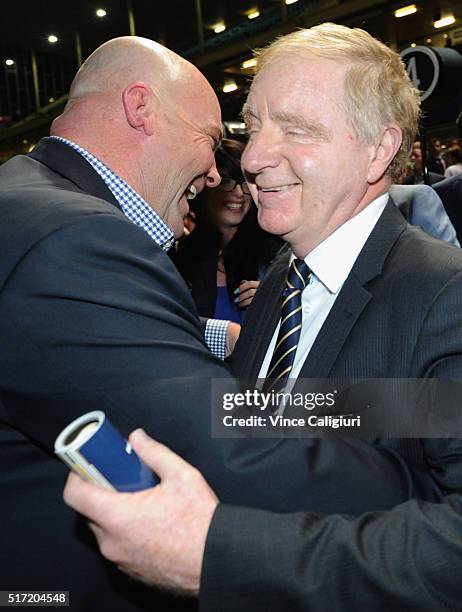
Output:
[201, 495, 462, 612]
[0, 213, 436, 513]
[393, 184, 459, 246]
[200, 271, 462, 611]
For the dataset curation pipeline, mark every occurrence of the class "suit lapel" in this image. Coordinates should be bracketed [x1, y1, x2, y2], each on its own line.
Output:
[249, 254, 288, 377]
[297, 200, 408, 379]
[232, 247, 289, 380]
[29, 137, 121, 209]
[297, 277, 371, 379]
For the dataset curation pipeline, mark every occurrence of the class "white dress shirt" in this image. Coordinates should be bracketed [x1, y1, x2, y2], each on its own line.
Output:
[258, 193, 389, 380]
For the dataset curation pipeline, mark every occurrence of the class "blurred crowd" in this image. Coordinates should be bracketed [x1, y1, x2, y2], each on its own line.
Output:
[403, 136, 462, 184]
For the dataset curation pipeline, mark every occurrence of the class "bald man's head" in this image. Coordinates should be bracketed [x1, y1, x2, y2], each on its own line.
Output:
[68, 37, 192, 104]
[51, 36, 222, 239]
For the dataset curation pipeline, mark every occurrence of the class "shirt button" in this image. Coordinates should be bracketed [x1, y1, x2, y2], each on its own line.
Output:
[303, 305, 311, 314]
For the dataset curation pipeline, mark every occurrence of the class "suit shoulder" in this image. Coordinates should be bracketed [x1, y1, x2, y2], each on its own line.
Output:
[0, 155, 133, 292]
[392, 224, 462, 282]
[0, 154, 118, 216]
[0, 153, 125, 249]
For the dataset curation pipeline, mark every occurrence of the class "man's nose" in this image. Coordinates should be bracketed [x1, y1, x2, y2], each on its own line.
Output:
[206, 163, 221, 188]
[242, 132, 279, 176]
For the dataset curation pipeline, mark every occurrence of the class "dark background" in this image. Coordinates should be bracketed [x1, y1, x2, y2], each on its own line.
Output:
[1, 0, 461, 159]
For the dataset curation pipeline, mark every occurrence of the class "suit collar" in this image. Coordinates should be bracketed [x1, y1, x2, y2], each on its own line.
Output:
[296, 199, 407, 379]
[28, 137, 120, 210]
[350, 197, 407, 284]
[237, 247, 290, 380]
[305, 193, 388, 293]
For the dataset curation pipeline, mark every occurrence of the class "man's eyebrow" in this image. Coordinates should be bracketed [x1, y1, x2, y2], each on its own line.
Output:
[241, 104, 258, 125]
[272, 111, 332, 141]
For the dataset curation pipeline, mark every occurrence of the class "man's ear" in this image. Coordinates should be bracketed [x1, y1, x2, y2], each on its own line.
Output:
[367, 124, 402, 183]
[122, 81, 159, 136]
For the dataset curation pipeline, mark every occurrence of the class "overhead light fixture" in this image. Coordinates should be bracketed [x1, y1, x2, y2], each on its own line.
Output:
[426, 38, 432, 43]
[48, 34, 58, 44]
[394, 4, 417, 18]
[247, 10, 260, 20]
[410, 43, 416, 47]
[222, 80, 238, 93]
[96, 8, 107, 17]
[48, 97, 55, 103]
[224, 121, 246, 133]
[213, 22, 226, 34]
[5, 58, 14, 66]
[241, 58, 257, 69]
[285, 0, 299, 4]
[434, 14, 455, 29]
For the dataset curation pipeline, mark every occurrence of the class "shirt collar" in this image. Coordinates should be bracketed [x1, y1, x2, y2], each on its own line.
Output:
[297, 193, 389, 294]
[49, 136, 175, 251]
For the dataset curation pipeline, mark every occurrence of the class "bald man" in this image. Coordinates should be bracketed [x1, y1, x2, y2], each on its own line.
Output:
[0, 36, 424, 611]
[0, 37, 226, 612]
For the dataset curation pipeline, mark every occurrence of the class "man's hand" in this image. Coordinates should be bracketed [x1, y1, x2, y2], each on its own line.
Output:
[63, 429, 219, 596]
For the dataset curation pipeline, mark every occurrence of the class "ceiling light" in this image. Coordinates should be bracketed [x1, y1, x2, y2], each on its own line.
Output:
[241, 58, 257, 69]
[222, 81, 238, 93]
[48, 35, 58, 44]
[96, 8, 107, 17]
[5, 59, 14, 66]
[213, 23, 226, 34]
[48, 97, 55, 103]
[434, 14, 455, 29]
[410, 43, 416, 47]
[247, 10, 260, 20]
[426, 38, 432, 44]
[285, 0, 299, 4]
[225, 121, 246, 133]
[394, 4, 417, 18]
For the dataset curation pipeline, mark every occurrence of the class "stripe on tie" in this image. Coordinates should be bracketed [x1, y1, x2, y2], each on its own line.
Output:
[262, 258, 311, 393]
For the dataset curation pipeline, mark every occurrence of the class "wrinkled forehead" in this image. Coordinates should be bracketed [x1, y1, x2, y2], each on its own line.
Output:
[247, 55, 347, 104]
[244, 57, 348, 126]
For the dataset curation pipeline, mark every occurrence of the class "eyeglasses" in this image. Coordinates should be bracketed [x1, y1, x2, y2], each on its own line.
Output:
[218, 177, 251, 195]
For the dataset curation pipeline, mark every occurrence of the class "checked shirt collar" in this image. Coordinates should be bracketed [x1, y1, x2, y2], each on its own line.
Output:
[51, 136, 175, 252]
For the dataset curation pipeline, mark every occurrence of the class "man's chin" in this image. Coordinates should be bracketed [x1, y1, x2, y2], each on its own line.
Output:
[257, 213, 290, 238]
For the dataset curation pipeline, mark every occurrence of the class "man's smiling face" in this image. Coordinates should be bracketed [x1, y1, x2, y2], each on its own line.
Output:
[241, 55, 375, 257]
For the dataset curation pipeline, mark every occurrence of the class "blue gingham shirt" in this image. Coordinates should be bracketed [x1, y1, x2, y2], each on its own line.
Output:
[51, 136, 228, 359]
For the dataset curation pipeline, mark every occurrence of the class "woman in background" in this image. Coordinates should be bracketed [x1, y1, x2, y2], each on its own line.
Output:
[172, 138, 282, 323]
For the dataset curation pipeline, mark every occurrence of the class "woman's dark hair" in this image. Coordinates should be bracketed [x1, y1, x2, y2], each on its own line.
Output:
[189, 138, 246, 223]
[175, 138, 282, 302]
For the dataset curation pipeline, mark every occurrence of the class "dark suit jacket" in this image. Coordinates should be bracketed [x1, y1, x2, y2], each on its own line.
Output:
[0, 140, 430, 611]
[434, 174, 462, 244]
[201, 202, 462, 611]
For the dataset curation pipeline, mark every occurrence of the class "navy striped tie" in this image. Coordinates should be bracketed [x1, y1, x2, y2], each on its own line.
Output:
[263, 258, 311, 392]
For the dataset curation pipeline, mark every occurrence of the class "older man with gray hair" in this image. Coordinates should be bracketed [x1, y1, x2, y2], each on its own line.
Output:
[65, 23, 462, 612]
